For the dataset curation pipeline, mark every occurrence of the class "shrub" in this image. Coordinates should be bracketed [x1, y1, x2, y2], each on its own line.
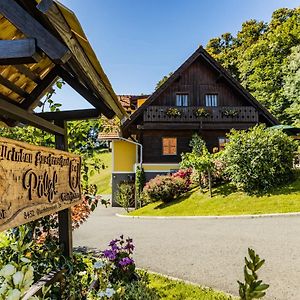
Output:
[143, 175, 186, 203]
[223, 125, 297, 194]
[135, 166, 146, 208]
[172, 168, 192, 190]
[180, 134, 215, 197]
[116, 182, 135, 212]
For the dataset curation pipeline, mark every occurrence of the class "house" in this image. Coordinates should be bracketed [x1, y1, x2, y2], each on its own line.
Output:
[105, 46, 279, 206]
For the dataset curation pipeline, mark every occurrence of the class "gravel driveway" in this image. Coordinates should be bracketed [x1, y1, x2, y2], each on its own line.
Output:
[74, 207, 300, 300]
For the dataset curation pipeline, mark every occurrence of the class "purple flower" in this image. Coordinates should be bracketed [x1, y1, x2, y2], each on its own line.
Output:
[109, 239, 119, 247]
[119, 257, 134, 267]
[102, 249, 116, 261]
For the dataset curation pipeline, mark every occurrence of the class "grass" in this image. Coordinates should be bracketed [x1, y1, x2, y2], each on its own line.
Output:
[148, 273, 234, 300]
[130, 176, 300, 216]
[89, 151, 112, 195]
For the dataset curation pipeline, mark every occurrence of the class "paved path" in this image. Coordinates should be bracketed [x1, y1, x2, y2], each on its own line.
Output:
[74, 207, 300, 300]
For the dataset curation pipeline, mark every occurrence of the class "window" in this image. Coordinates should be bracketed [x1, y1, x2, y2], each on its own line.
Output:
[205, 94, 218, 107]
[176, 94, 188, 106]
[218, 137, 230, 150]
[162, 137, 177, 155]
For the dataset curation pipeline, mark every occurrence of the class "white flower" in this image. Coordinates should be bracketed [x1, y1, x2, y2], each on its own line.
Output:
[20, 257, 31, 263]
[93, 261, 105, 270]
[105, 287, 115, 298]
[0, 282, 8, 295]
[13, 271, 24, 286]
[0, 264, 16, 278]
[7, 288, 21, 300]
[78, 271, 86, 276]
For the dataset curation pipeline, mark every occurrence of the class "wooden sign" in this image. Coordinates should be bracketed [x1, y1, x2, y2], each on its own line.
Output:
[0, 137, 81, 232]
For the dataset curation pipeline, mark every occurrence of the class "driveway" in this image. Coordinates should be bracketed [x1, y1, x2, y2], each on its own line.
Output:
[74, 207, 300, 300]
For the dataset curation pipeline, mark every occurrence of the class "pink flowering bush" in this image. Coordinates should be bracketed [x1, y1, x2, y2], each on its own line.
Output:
[172, 168, 193, 190]
[143, 175, 186, 203]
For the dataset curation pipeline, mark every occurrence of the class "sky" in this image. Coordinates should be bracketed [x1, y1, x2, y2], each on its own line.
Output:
[51, 0, 299, 110]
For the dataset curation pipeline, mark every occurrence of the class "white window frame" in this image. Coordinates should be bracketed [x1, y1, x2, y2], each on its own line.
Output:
[205, 94, 218, 107]
[176, 93, 188, 107]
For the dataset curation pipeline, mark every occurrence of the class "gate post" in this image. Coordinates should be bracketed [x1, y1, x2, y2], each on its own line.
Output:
[54, 120, 73, 257]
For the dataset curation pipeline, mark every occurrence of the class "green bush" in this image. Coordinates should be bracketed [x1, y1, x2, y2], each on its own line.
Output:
[116, 182, 135, 212]
[223, 125, 297, 194]
[143, 175, 186, 203]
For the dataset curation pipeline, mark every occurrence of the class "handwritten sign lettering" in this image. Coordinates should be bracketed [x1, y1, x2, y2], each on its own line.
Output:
[0, 137, 81, 232]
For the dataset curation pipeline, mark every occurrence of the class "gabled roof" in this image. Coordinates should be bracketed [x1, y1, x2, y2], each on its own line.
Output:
[118, 95, 150, 114]
[122, 46, 279, 131]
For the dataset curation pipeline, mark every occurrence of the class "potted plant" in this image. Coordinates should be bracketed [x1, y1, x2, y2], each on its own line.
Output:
[165, 107, 182, 118]
[194, 107, 211, 118]
[222, 108, 239, 118]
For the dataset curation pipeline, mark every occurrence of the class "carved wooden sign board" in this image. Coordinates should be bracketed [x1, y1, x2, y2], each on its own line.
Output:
[0, 137, 82, 232]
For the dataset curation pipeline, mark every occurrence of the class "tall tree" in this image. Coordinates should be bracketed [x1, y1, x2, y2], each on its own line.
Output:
[206, 7, 300, 124]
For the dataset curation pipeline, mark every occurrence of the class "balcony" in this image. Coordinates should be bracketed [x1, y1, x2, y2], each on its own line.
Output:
[143, 106, 259, 123]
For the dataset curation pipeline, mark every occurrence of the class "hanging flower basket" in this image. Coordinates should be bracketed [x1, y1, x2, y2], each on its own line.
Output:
[165, 107, 182, 118]
[194, 107, 211, 118]
[222, 108, 239, 118]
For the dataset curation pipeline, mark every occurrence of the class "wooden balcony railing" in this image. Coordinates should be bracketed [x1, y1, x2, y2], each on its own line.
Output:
[143, 106, 259, 123]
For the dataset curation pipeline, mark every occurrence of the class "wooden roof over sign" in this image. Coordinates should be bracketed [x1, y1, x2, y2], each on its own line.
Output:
[0, 0, 127, 134]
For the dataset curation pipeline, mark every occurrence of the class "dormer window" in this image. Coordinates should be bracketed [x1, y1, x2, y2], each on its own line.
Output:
[176, 93, 188, 107]
[205, 94, 218, 107]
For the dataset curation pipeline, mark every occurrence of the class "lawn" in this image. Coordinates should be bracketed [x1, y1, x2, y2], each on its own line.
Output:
[148, 273, 234, 300]
[89, 151, 112, 195]
[130, 176, 300, 216]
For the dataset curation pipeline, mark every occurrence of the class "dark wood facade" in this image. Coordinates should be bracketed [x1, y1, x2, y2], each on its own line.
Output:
[122, 47, 279, 164]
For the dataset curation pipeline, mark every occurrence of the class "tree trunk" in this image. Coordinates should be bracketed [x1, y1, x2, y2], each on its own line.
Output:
[208, 169, 212, 198]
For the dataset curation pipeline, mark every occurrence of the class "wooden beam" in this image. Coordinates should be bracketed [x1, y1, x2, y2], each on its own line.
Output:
[36, 108, 101, 121]
[0, 39, 41, 65]
[37, 0, 124, 119]
[23, 269, 66, 299]
[0, 74, 29, 98]
[0, 0, 71, 64]
[14, 64, 41, 84]
[20, 66, 59, 110]
[54, 120, 73, 258]
[0, 97, 64, 135]
[56, 67, 115, 118]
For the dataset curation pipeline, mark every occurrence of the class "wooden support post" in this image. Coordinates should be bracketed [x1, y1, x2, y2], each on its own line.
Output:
[54, 120, 73, 257]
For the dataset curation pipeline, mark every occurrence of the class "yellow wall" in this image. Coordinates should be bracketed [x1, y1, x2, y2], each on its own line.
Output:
[137, 98, 147, 108]
[113, 140, 137, 172]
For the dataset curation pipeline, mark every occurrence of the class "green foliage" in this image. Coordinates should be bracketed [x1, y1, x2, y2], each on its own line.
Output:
[116, 182, 135, 212]
[206, 7, 300, 124]
[143, 175, 186, 203]
[238, 248, 269, 300]
[223, 125, 297, 193]
[117, 272, 159, 300]
[155, 72, 173, 90]
[282, 45, 300, 126]
[135, 166, 146, 207]
[180, 134, 214, 196]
